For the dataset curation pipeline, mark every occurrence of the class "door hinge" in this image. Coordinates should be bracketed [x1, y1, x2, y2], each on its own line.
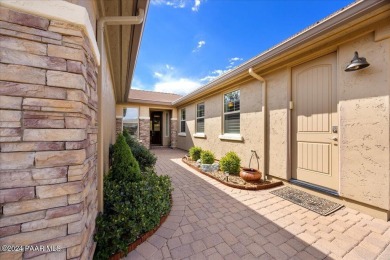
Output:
[289, 101, 294, 110]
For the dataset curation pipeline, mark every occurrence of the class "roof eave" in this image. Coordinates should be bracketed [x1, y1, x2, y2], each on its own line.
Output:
[172, 0, 388, 106]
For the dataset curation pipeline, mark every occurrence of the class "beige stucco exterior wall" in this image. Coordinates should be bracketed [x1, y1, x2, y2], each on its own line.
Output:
[338, 31, 390, 211]
[266, 68, 289, 179]
[177, 81, 265, 170]
[177, 21, 390, 217]
[102, 55, 116, 174]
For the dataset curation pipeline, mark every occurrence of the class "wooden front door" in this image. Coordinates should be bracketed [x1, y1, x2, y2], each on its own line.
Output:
[150, 111, 162, 145]
[292, 53, 339, 191]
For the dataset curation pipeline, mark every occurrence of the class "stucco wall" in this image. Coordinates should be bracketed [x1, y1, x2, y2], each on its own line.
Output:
[266, 69, 289, 179]
[338, 31, 390, 211]
[102, 54, 116, 174]
[177, 81, 265, 170]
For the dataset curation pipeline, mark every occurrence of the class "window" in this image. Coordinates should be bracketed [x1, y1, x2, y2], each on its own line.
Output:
[165, 111, 169, 137]
[196, 103, 205, 133]
[123, 108, 139, 137]
[223, 90, 240, 134]
[180, 109, 186, 133]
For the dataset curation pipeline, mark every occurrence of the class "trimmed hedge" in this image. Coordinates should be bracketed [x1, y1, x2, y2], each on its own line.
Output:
[94, 134, 172, 259]
[220, 151, 241, 175]
[201, 150, 215, 164]
[189, 146, 202, 161]
[123, 130, 157, 172]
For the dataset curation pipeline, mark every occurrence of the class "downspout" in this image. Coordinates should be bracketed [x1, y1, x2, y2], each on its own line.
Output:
[97, 9, 145, 212]
[248, 68, 267, 182]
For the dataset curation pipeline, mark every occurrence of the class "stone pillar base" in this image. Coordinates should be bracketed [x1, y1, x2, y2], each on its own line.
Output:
[170, 119, 178, 148]
[139, 118, 150, 149]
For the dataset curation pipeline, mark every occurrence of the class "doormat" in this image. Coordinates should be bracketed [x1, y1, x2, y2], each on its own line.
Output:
[270, 187, 343, 216]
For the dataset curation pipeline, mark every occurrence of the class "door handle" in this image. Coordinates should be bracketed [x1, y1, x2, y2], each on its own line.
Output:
[329, 137, 338, 141]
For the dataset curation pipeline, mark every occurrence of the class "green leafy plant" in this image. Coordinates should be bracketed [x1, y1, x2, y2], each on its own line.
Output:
[123, 130, 157, 172]
[220, 151, 241, 175]
[189, 146, 202, 161]
[201, 150, 215, 164]
[94, 134, 172, 260]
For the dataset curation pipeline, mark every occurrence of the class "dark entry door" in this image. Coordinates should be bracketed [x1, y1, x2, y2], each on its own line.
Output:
[150, 111, 162, 145]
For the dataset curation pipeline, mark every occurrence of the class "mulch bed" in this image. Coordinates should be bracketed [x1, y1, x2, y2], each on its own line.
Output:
[109, 195, 172, 260]
[182, 157, 283, 190]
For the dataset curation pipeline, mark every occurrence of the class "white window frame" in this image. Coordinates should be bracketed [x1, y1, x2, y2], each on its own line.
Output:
[220, 89, 243, 141]
[196, 102, 205, 133]
[179, 108, 186, 136]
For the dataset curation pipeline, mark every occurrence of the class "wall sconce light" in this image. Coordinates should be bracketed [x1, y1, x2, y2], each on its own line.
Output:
[345, 51, 370, 72]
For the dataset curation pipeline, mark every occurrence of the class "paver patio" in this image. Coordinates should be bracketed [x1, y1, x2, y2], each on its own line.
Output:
[124, 148, 390, 260]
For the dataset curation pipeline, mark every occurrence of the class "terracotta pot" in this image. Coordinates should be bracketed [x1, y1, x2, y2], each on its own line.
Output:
[240, 168, 262, 181]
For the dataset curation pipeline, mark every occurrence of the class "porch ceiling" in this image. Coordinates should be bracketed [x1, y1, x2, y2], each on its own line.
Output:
[96, 0, 149, 103]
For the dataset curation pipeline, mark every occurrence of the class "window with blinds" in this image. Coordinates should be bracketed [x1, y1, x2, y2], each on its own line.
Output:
[223, 90, 240, 134]
[180, 108, 186, 133]
[196, 103, 205, 133]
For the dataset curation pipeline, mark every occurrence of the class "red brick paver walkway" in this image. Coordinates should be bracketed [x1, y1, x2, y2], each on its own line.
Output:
[124, 148, 390, 260]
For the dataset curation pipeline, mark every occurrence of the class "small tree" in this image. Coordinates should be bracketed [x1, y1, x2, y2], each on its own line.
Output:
[201, 150, 215, 164]
[220, 151, 241, 175]
[110, 134, 141, 183]
[189, 146, 202, 161]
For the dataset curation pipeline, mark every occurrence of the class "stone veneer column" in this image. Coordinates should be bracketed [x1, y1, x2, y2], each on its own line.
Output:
[139, 117, 150, 149]
[116, 116, 123, 136]
[0, 7, 98, 259]
[170, 118, 178, 148]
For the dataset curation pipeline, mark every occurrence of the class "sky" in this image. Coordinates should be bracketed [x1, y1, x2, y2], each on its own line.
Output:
[131, 0, 355, 97]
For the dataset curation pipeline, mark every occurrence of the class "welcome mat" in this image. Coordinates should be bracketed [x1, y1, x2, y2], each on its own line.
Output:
[270, 187, 343, 216]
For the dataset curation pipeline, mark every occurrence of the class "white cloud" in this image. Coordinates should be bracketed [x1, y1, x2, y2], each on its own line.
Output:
[151, 0, 186, 8]
[200, 68, 231, 82]
[192, 0, 202, 12]
[193, 40, 206, 52]
[131, 77, 144, 90]
[154, 79, 201, 95]
[151, 0, 203, 11]
[229, 57, 243, 63]
[152, 66, 201, 95]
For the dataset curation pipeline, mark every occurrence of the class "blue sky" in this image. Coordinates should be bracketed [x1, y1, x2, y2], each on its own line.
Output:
[132, 0, 355, 96]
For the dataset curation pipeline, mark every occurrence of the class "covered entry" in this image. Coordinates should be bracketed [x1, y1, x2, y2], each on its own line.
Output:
[291, 53, 339, 192]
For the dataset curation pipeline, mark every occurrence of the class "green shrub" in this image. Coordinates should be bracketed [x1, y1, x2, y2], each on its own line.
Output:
[123, 130, 157, 172]
[110, 134, 141, 182]
[220, 151, 241, 175]
[201, 150, 215, 164]
[94, 134, 172, 260]
[189, 146, 202, 161]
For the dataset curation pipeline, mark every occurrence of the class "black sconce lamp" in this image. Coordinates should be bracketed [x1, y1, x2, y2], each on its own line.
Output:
[345, 51, 370, 72]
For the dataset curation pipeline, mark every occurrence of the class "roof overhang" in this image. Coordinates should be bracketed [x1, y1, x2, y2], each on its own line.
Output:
[173, 0, 390, 107]
[97, 0, 149, 103]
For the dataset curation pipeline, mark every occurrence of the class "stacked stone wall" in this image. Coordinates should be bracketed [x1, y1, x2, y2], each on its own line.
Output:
[0, 7, 98, 259]
[170, 119, 177, 148]
[139, 118, 150, 149]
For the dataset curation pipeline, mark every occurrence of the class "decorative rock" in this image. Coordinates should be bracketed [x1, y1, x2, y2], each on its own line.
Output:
[0, 35, 47, 55]
[0, 187, 35, 203]
[0, 225, 21, 238]
[200, 164, 213, 172]
[46, 203, 83, 219]
[35, 149, 86, 167]
[0, 142, 64, 152]
[6, 7, 49, 30]
[196, 159, 201, 167]
[48, 44, 85, 63]
[0, 20, 62, 40]
[0, 64, 45, 84]
[0, 47, 66, 71]
[24, 119, 64, 128]
[0, 81, 67, 99]
[24, 129, 86, 141]
[0, 95, 22, 109]
[0, 110, 21, 121]
[2, 196, 67, 216]
[0, 211, 45, 228]
[47, 70, 85, 90]
[0, 152, 34, 170]
[21, 212, 83, 232]
[0, 225, 67, 245]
